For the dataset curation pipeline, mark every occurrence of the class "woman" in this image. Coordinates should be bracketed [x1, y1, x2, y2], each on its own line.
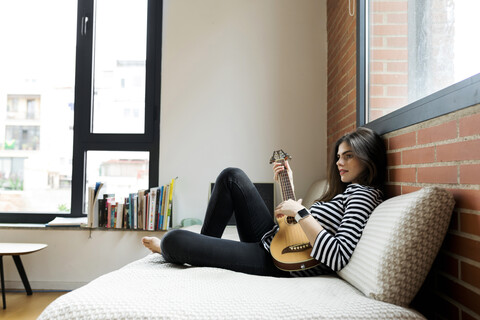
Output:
[142, 127, 386, 277]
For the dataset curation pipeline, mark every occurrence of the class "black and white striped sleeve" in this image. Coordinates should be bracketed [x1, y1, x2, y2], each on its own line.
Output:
[310, 188, 381, 271]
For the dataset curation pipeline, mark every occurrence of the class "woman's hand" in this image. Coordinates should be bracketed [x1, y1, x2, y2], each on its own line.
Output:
[273, 160, 294, 191]
[275, 199, 304, 218]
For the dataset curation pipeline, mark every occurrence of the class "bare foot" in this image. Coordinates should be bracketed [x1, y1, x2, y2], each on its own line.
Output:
[142, 236, 162, 254]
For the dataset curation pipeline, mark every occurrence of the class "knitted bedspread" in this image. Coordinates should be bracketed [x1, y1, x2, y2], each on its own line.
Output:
[38, 254, 424, 320]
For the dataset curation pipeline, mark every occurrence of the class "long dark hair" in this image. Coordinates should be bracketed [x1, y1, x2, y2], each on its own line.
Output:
[319, 127, 387, 202]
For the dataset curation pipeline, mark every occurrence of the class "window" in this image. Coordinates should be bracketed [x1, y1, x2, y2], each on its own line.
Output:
[0, 0, 162, 223]
[358, 0, 480, 133]
[92, 0, 148, 134]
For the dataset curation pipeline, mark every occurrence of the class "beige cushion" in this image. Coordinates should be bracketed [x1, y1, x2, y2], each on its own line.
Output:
[337, 187, 455, 306]
[302, 179, 327, 209]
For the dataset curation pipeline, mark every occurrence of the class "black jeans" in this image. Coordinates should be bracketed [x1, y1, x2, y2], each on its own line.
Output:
[161, 167, 289, 277]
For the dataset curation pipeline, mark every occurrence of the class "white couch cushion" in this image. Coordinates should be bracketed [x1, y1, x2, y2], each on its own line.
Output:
[38, 254, 425, 319]
[337, 187, 455, 306]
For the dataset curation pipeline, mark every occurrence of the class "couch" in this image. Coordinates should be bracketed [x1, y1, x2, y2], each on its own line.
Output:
[38, 183, 454, 319]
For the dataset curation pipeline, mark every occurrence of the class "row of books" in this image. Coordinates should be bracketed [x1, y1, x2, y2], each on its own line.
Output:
[87, 178, 176, 230]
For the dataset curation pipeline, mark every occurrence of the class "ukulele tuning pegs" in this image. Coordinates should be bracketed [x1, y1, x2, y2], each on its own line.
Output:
[270, 149, 292, 164]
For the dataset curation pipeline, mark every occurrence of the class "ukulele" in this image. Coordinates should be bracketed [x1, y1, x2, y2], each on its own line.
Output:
[269, 150, 320, 271]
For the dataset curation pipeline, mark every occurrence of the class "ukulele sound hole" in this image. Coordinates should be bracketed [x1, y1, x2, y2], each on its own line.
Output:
[285, 216, 297, 225]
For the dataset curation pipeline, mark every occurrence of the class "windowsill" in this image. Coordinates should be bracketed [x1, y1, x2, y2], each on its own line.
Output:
[0, 223, 46, 229]
[0, 223, 162, 231]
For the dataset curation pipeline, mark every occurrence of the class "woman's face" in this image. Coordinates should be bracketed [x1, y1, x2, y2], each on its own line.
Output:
[336, 141, 366, 184]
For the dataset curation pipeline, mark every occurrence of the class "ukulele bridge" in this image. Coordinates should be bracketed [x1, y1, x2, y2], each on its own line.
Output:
[281, 242, 312, 254]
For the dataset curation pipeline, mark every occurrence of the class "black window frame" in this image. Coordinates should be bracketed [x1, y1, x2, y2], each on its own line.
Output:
[0, 0, 162, 224]
[357, 0, 480, 134]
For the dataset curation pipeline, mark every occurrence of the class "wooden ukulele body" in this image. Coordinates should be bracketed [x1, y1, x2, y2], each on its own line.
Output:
[269, 150, 320, 271]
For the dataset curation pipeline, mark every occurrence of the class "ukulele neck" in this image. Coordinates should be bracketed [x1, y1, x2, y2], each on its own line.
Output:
[277, 159, 296, 201]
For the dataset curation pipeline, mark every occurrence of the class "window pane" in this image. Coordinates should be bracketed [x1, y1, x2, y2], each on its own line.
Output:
[0, 0, 76, 213]
[367, 0, 480, 122]
[85, 151, 149, 211]
[92, 0, 148, 134]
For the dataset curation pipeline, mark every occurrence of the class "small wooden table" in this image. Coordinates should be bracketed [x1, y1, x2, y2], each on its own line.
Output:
[0, 243, 48, 309]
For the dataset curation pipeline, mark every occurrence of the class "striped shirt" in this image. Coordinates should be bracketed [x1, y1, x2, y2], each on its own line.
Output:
[261, 184, 383, 277]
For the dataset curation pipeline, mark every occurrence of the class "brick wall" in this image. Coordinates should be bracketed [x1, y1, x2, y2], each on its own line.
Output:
[327, 1, 480, 319]
[326, 0, 357, 155]
[369, 0, 408, 121]
[384, 106, 480, 319]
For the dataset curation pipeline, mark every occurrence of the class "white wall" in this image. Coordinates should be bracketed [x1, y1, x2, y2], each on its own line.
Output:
[160, 0, 328, 225]
[1, 0, 327, 290]
[1, 227, 157, 290]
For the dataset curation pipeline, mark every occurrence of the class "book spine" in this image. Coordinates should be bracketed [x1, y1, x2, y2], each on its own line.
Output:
[133, 194, 138, 229]
[161, 184, 169, 230]
[98, 199, 106, 227]
[138, 190, 145, 230]
[155, 186, 163, 230]
[112, 203, 117, 228]
[116, 203, 124, 229]
[107, 199, 112, 228]
[148, 188, 157, 231]
[167, 178, 175, 229]
[87, 180, 175, 231]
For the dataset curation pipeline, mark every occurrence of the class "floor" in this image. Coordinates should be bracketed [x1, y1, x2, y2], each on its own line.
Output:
[0, 291, 66, 319]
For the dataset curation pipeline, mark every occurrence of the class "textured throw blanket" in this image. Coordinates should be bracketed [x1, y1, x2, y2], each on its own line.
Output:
[38, 253, 423, 319]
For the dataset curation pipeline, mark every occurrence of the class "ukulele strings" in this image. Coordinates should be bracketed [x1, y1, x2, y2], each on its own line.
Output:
[278, 160, 308, 245]
[278, 160, 294, 201]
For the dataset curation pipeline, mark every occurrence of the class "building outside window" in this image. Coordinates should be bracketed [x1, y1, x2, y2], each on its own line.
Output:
[0, 0, 161, 221]
[361, 0, 480, 128]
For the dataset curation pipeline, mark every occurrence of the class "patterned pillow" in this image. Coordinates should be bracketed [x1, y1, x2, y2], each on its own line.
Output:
[337, 187, 455, 307]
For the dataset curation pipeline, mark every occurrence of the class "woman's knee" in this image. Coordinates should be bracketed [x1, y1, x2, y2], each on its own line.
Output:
[160, 229, 187, 262]
[217, 167, 248, 184]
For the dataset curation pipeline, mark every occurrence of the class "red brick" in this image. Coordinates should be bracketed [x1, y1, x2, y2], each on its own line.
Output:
[386, 36, 408, 48]
[337, 113, 356, 132]
[371, 62, 384, 73]
[386, 85, 408, 97]
[370, 97, 407, 109]
[402, 147, 435, 164]
[448, 188, 480, 211]
[462, 311, 478, 320]
[417, 121, 457, 145]
[459, 113, 480, 137]
[385, 184, 401, 198]
[386, 61, 408, 73]
[371, 36, 384, 47]
[373, 2, 408, 12]
[387, 13, 408, 24]
[372, 25, 408, 36]
[388, 132, 416, 150]
[371, 73, 408, 85]
[436, 253, 459, 278]
[387, 151, 401, 166]
[401, 185, 421, 194]
[370, 85, 384, 96]
[450, 211, 459, 231]
[371, 49, 408, 61]
[436, 297, 460, 320]
[461, 262, 480, 290]
[437, 275, 480, 316]
[372, 13, 384, 24]
[437, 140, 480, 162]
[460, 212, 480, 237]
[444, 234, 480, 263]
[389, 168, 415, 182]
[369, 110, 385, 122]
[417, 166, 458, 184]
[460, 164, 480, 185]
[347, 90, 356, 104]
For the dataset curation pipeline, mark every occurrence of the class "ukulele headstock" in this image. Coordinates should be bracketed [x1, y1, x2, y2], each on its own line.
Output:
[269, 150, 292, 164]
